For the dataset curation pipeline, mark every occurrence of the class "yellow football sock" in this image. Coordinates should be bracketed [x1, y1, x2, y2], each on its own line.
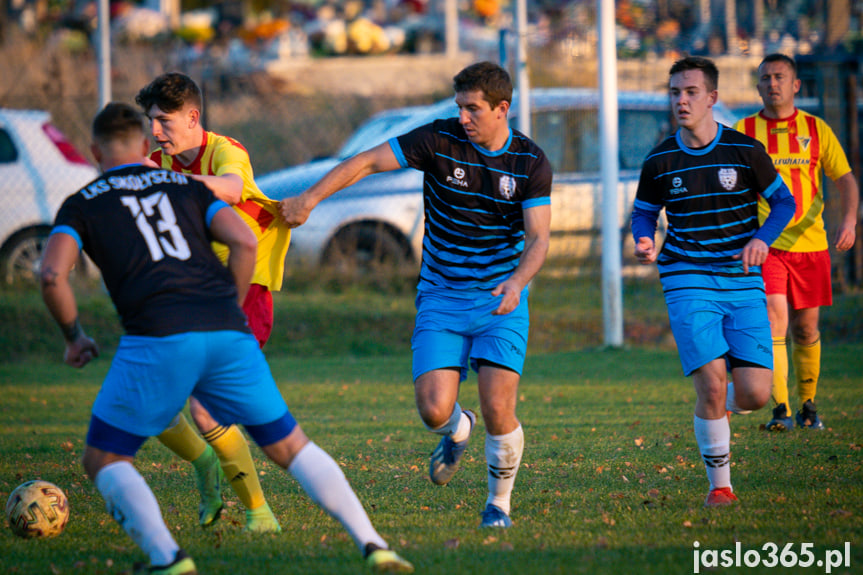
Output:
[157, 413, 207, 463]
[771, 336, 790, 412]
[793, 337, 821, 404]
[202, 424, 266, 511]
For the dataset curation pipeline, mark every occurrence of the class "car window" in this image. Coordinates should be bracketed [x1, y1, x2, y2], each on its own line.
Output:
[525, 107, 672, 175]
[0, 129, 18, 163]
[619, 110, 672, 169]
[523, 109, 598, 174]
[337, 112, 415, 158]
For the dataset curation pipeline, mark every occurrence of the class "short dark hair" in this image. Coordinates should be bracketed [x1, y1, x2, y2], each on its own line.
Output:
[759, 53, 797, 76]
[92, 102, 146, 143]
[135, 72, 203, 114]
[453, 61, 513, 109]
[669, 56, 719, 92]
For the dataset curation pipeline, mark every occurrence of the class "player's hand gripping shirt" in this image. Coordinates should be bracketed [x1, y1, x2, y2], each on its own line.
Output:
[734, 109, 852, 252]
[150, 131, 291, 290]
[631, 124, 795, 303]
[390, 118, 552, 294]
[52, 165, 250, 337]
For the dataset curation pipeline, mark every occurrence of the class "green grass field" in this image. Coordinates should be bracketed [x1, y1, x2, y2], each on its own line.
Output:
[1, 277, 862, 574]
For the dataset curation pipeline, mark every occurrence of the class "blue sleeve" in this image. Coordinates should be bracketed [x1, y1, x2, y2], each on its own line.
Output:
[753, 175, 795, 246]
[388, 137, 409, 169]
[205, 200, 231, 227]
[50, 225, 82, 250]
[523, 196, 551, 208]
[631, 199, 661, 242]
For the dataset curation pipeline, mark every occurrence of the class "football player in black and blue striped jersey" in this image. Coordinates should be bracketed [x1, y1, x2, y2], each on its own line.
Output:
[280, 61, 552, 528]
[631, 56, 796, 508]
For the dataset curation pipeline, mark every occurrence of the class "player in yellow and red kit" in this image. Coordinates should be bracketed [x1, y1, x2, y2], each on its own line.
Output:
[136, 73, 290, 532]
[734, 53, 859, 431]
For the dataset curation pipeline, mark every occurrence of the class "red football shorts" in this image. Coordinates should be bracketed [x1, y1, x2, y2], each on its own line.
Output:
[242, 283, 274, 348]
[762, 248, 832, 309]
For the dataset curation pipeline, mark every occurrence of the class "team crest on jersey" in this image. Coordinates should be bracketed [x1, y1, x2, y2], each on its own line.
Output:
[797, 136, 811, 150]
[499, 175, 517, 199]
[718, 168, 737, 191]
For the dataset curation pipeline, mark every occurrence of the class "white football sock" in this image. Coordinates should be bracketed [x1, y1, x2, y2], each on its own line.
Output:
[94, 461, 179, 567]
[288, 442, 387, 553]
[485, 425, 524, 515]
[693, 415, 732, 490]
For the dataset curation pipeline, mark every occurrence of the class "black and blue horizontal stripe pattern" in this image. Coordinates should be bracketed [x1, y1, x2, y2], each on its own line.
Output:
[634, 124, 784, 302]
[392, 118, 552, 293]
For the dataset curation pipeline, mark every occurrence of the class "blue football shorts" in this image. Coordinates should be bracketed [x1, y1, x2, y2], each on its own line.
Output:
[411, 289, 529, 382]
[666, 297, 773, 376]
[89, 330, 291, 443]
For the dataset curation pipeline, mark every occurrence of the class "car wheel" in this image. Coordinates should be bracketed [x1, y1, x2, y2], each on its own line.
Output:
[1, 228, 52, 285]
[322, 222, 412, 276]
[0, 227, 88, 285]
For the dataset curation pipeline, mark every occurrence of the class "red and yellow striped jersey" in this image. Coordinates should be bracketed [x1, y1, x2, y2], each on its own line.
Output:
[150, 131, 291, 290]
[734, 109, 851, 252]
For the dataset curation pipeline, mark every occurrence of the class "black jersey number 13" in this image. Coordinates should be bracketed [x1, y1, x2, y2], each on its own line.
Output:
[121, 192, 192, 262]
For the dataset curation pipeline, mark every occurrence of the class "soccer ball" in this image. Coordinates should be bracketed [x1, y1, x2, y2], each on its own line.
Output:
[5, 480, 70, 539]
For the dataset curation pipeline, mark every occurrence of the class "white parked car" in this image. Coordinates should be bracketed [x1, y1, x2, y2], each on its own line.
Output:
[0, 109, 99, 284]
[257, 89, 740, 273]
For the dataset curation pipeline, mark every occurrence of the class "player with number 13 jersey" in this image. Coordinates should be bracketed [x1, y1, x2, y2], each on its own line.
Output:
[53, 165, 249, 337]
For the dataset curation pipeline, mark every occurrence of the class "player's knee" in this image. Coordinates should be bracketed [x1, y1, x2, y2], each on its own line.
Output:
[699, 384, 725, 410]
[417, 402, 452, 430]
[735, 385, 771, 411]
[791, 324, 820, 345]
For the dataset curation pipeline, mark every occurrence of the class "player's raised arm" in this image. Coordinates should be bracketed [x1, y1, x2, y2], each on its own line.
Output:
[279, 141, 401, 228]
[190, 172, 244, 205]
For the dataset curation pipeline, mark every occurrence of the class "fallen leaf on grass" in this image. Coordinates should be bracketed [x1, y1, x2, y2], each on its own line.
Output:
[444, 538, 460, 549]
[602, 513, 615, 525]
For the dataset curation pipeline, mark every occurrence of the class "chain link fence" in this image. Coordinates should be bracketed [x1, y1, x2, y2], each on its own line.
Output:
[0, 30, 859, 294]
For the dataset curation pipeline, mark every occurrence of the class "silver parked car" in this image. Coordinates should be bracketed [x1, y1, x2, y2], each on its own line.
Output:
[0, 109, 99, 284]
[257, 89, 739, 273]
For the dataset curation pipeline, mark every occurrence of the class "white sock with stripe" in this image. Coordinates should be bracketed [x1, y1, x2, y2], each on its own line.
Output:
[485, 425, 524, 515]
[693, 415, 732, 491]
